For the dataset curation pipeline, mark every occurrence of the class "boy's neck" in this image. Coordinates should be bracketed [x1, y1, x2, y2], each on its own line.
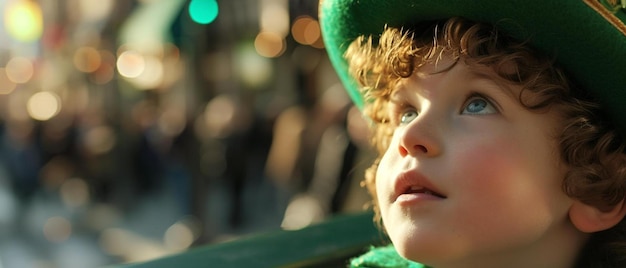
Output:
[425, 218, 589, 268]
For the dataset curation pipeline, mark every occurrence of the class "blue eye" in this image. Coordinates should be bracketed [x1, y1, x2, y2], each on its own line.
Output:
[400, 110, 418, 124]
[462, 96, 497, 115]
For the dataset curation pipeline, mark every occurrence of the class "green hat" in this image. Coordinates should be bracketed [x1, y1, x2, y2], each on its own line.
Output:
[319, 0, 626, 135]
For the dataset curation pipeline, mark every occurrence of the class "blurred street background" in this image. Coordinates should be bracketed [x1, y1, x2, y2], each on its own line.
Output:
[0, 0, 375, 267]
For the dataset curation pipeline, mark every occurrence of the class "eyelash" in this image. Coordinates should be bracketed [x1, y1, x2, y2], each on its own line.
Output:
[389, 102, 416, 125]
[461, 92, 500, 114]
[389, 92, 500, 125]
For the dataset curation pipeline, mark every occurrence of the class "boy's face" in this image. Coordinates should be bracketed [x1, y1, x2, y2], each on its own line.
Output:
[376, 57, 585, 266]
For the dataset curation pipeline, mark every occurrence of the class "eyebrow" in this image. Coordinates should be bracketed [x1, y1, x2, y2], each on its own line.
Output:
[391, 68, 518, 101]
[467, 70, 525, 107]
[389, 83, 416, 104]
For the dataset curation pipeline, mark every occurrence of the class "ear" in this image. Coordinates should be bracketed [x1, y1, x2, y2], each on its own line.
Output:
[569, 199, 626, 233]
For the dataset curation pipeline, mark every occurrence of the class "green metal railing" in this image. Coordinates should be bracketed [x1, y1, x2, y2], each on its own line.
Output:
[114, 211, 386, 268]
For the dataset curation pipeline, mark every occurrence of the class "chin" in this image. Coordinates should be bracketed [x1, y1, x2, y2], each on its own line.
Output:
[392, 236, 464, 267]
[392, 238, 438, 263]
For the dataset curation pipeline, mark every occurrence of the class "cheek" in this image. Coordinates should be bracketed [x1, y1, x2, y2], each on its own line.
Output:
[449, 136, 568, 227]
[451, 130, 561, 188]
[451, 140, 527, 203]
[375, 141, 403, 211]
[375, 150, 395, 199]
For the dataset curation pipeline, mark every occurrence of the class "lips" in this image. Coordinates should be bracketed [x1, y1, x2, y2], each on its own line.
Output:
[404, 185, 445, 198]
[393, 170, 446, 202]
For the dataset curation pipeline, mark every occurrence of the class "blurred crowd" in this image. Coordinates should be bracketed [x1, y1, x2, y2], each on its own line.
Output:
[0, 0, 375, 267]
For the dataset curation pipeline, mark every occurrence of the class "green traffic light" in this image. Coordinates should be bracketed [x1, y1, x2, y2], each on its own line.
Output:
[189, 0, 218, 25]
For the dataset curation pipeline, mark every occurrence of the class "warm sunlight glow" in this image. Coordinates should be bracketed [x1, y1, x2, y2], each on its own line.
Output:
[4, 1, 43, 42]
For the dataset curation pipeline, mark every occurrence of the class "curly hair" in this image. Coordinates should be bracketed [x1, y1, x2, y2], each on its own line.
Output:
[344, 17, 626, 267]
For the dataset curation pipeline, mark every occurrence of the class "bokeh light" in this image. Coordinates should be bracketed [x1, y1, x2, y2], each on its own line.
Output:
[204, 94, 237, 138]
[43, 216, 72, 243]
[131, 55, 164, 89]
[0, 1, 365, 267]
[74, 47, 102, 73]
[260, 3, 289, 37]
[60, 178, 90, 208]
[27, 91, 61, 121]
[4, 0, 43, 42]
[254, 31, 286, 58]
[188, 0, 218, 25]
[83, 125, 116, 155]
[90, 50, 116, 85]
[6, 57, 35, 84]
[235, 43, 272, 88]
[117, 50, 145, 78]
[291, 16, 323, 48]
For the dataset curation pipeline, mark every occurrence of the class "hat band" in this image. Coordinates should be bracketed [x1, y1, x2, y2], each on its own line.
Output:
[584, 0, 626, 36]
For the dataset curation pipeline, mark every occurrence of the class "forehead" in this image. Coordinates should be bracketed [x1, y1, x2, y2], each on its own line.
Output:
[391, 57, 519, 100]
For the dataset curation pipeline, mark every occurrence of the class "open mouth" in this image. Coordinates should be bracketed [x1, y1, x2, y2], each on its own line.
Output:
[402, 185, 446, 199]
[393, 170, 447, 201]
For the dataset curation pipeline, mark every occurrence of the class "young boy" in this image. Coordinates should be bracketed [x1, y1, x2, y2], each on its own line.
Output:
[319, 0, 626, 267]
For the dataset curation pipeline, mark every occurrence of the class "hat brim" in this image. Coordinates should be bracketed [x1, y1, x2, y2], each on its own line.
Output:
[319, 0, 626, 135]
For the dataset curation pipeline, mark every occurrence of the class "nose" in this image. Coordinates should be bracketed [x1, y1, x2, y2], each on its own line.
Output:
[397, 115, 441, 158]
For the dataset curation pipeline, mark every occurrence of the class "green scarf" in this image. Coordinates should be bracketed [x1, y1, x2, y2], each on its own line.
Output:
[350, 245, 428, 268]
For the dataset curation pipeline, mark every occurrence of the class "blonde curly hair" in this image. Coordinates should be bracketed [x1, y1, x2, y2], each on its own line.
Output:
[345, 17, 626, 267]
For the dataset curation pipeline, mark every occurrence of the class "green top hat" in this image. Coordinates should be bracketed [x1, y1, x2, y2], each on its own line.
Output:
[319, 0, 626, 136]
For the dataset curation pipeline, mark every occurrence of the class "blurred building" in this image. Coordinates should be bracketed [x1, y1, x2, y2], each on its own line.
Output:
[0, 0, 373, 267]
